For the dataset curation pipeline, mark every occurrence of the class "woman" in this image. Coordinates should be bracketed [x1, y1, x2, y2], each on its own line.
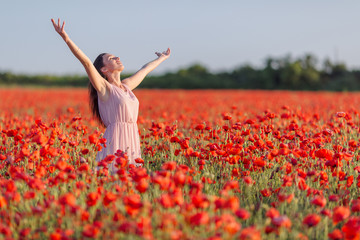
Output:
[51, 18, 170, 172]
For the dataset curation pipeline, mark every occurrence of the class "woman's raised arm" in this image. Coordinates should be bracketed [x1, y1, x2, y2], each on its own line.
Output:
[51, 18, 108, 96]
[122, 48, 171, 90]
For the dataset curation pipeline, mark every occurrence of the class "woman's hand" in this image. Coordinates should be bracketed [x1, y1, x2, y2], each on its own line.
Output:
[51, 18, 68, 41]
[155, 48, 171, 60]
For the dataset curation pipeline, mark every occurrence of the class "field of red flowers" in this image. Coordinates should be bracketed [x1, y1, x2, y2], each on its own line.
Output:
[1, 87, 360, 239]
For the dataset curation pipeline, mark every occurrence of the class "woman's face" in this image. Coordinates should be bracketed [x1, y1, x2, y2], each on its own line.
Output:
[102, 53, 124, 73]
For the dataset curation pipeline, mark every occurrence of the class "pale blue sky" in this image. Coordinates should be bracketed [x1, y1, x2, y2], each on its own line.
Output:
[1, 1, 359, 75]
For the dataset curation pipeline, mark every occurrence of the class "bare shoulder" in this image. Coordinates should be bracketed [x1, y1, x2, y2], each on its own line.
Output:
[121, 77, 136, 91]
[121, 77, 131, 85]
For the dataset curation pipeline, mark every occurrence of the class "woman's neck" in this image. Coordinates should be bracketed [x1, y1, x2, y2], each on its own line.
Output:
[106, 71, 122, 86]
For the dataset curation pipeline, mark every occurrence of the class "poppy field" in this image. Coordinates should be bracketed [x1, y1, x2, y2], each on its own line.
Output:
[1, 87, 360, 239]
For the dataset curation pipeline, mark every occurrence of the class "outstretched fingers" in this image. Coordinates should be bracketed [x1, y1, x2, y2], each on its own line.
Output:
[61, 20, 65, 32]
[161, 48, 171, 57]
[51, 18, 56, 28]
[155, 48, 171, 58]
[51, 18, 66, 36]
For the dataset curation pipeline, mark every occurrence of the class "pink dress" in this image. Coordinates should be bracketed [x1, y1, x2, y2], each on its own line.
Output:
[96, 83, 141, 171]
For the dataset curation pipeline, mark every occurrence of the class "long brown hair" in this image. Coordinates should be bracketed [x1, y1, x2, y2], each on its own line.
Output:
[89, 53, 107, 127]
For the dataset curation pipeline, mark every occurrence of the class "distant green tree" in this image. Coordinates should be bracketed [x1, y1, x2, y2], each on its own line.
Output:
[299, 54, 320, 89]
[2, 54, 360, 91]
[280, 60, 302, 88]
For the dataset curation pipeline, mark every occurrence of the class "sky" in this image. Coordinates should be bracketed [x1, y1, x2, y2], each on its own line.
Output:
[1, 1, 360, 76]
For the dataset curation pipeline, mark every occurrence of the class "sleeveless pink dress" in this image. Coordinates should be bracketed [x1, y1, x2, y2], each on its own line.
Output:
[96, 83, 141, 171]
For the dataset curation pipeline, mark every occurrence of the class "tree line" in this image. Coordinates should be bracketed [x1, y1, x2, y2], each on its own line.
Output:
[1, 53, 360, 91]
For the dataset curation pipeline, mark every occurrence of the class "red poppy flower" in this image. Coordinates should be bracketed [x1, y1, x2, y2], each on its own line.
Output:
[261, 188, 272, 197]
[86, 192, 99, 207]
[159, 193, 174, 208]
[311, 195, 326, 208]
[341, 217, 360, 240]
[336, 112, 346, 118]
[271, 215, 292, 228]
[328, 229, 343, 240]
[136, 179, 148, 193]
[222, 113, 232, 120]
[235, 208, 250, 220]
[0, 195, 7, 208]
[266, 208, 280, 219]
[303, 214, 321, 227]
[59, 193, 76, 207]
[332, 206, 350, 225]
[189, 212, 209, 226]
[347, 175, 354, 187]
[82, 224, 99, 238]
[103, 192, 117, 206]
